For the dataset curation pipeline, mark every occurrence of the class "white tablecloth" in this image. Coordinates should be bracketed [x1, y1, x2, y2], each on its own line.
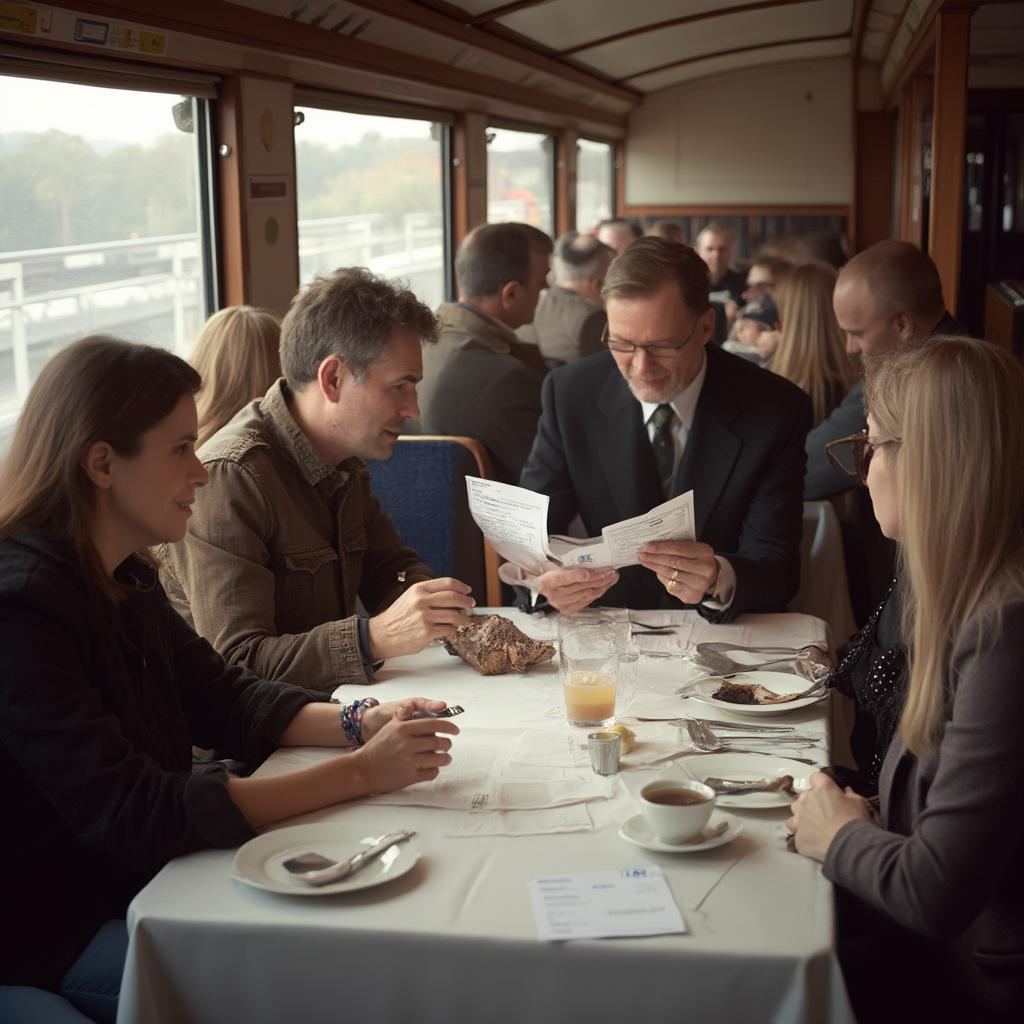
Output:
[118, 610, 853, 1024]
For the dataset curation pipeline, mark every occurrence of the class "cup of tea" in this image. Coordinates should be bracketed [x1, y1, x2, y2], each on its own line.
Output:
[638, 780, 715, 843]
[558, 625, 619, 728]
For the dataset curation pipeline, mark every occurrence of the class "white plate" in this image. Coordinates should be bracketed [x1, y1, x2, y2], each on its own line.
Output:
[619, 811, 743, 853]
[687, 671, 827, 717]
[232, 823, 419, 896]
[663, 752, 816, 809]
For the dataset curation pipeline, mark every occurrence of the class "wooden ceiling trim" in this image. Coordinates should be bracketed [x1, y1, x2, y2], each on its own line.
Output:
[350, 0, 641, 102]
[472, 1, 555, 26]
[616, 31, 851, 85]
[852, 0, 870, 61]
[559, 0, 815, 57]
[33, 0, 628, 125]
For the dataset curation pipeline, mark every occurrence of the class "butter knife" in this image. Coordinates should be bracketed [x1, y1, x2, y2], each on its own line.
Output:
[293, 830, 415, 887]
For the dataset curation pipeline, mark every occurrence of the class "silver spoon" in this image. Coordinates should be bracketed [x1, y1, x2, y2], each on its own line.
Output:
[684, 720, 819, 765]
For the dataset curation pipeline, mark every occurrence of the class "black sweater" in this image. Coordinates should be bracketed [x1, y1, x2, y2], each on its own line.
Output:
[0, 534, 316, 988]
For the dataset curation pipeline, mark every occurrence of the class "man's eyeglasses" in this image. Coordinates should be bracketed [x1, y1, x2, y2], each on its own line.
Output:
[824, 430, 898, 484]
[603, 317, 701, 358]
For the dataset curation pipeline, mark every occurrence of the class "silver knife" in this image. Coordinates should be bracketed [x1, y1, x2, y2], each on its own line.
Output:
[694, 718, 799, 733]
[294, 831, 415, 887]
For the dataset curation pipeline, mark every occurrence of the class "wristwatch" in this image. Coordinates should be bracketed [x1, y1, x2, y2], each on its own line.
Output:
[703, 558, 723, 603]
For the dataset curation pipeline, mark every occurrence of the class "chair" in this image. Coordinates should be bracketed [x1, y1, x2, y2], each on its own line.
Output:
[365, 435, 502, 606]
[790, 500, 857, 648]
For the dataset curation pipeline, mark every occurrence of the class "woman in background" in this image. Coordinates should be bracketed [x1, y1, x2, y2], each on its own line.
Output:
[0, 336, 456, 1022]
[790, 336, 1024, 1020]
[767, 261, 856, 426]
[190, 305, 281, 446]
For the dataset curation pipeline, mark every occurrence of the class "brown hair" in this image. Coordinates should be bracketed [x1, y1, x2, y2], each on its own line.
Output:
[280, 267, 438, 388]
[0, 336, 201, 598]
[602, 236, 710, 315]
[866, 336, 1024, 755]
[190, 306, 281, 446]
[771, 262, 856, 425]
[455, 222, 536, 299]
[841, 239, 945, 321]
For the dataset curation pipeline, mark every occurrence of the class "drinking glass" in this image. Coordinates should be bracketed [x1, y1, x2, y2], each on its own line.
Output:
[558, 612, 637, 717]
[558, 624, 619, 728]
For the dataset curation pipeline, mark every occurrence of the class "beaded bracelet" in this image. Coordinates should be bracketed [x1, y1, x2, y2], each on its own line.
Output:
[339, 697, 380, 747]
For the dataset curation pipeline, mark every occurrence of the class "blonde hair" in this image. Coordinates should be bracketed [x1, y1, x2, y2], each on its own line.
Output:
[770, 262, 856, 426]
[190, 306, 281, 445]
[866, 337, 1024, 755]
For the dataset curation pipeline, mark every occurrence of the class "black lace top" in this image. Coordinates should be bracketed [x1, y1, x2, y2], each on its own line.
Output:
[829, 578, 907, 792]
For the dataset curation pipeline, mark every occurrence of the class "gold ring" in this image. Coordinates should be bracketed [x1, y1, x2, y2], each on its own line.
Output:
[668, 578, 677, 593]
[670, 569, 679, 584]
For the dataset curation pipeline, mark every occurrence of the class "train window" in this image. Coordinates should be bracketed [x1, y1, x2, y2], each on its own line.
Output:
[486, 127, 555, 236]
[0, 75, 214, 434]
[294, 107, 447, 309]
[577, 139, 614, 234]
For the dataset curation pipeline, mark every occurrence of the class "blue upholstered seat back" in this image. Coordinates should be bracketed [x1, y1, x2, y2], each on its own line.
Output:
[365, 440, 485, 592]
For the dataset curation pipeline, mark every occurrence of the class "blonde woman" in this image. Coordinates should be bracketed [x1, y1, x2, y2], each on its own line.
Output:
[190, 306, 281, 446]
[790, 337, 1024, 1019]
[768, 262, 856, 426]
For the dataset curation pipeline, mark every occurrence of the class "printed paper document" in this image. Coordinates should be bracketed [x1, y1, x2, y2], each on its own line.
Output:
[466, 477, 695, 574]
[529, 866, 687, 940]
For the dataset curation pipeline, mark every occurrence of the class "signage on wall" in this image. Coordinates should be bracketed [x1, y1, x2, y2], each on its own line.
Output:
[248, 176, 290, 202]
[0, 3, 168, 56]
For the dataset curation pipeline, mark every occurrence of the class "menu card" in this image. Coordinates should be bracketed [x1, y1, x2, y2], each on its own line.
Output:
[529, 866, 687, 940]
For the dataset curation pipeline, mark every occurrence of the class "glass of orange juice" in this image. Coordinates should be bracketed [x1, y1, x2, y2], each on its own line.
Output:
[558, 625, 619, 727]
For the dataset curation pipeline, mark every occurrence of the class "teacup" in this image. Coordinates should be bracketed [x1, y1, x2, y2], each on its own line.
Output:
[638, 780, 715, 843]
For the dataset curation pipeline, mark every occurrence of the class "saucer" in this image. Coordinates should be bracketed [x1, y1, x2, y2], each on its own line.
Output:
[618, 811, 743, 853]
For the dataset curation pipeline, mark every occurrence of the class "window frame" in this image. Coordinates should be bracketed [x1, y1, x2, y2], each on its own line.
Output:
[576, 135, 617, 231]
[485, 119, 560, 238]
[293, 91, 455, 306]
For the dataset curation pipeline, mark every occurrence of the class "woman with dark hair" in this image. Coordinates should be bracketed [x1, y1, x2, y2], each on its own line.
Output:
[0, 337, 457, 1022]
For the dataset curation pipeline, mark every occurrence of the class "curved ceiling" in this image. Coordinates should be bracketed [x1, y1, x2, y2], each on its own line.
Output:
[229, 2, 1023, 109]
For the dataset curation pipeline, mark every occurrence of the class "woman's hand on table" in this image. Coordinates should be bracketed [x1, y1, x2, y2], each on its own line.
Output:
[360, 697, 448, 740]
[354, 707, 459, 793]
[536, 566, 619, 613]
[787, 772, 872, 861]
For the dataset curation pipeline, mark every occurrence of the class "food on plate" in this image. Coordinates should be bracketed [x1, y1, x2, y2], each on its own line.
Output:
[443, 614, 555, 675]
[703, 774, 795, 796]
[608, 723, 636, 753]
[712, 680, 801, 705]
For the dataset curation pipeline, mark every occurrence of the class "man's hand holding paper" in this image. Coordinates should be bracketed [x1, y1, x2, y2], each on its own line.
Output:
[637, 539, 719, 605]
[535, 566, 620, 614]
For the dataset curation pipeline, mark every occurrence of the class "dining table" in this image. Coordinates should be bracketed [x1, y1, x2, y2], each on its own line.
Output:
[116, 607, 854, 1024]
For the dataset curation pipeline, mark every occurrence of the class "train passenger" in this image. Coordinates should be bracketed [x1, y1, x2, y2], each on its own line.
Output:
[804, 240, 965, 619]
[805, 239, 962, 501]
[518, 236, 811, 619]
[160, 268, 475, 692]
[721, 294, 779, 364]
[517, 232, 614, 366]
[0, 336, 457, 1019]
[742, 253, 793, 302]
[189, 305, 281, 446]
[696, 222, 746, 344]
[417, 222, 549, 484]
[596, 217, 642, 253]
[790, 336, 1024, 1021]
[769, 261, 857, 426]
[647, 220, 685, 243]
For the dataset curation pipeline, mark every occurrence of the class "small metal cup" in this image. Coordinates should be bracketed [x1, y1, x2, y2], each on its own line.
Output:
[588, 731, 622, 776]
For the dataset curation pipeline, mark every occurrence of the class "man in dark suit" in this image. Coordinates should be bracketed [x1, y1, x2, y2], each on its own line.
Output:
[519, 236, 811, 620]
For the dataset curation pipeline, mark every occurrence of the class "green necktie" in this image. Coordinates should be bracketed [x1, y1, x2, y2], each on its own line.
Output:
[650, 403, 676, 497]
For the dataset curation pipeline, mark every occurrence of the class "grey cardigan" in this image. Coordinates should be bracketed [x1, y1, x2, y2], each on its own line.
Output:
[824, 601, 1024, 1015]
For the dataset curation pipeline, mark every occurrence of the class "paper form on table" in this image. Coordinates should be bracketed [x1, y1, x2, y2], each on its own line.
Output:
[529, 866, 687, 940]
